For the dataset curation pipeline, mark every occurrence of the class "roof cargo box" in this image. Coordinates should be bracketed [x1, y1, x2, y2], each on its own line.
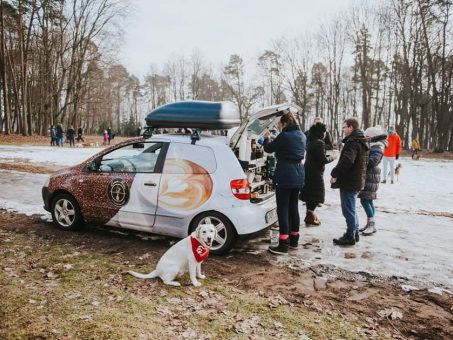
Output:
[145, 101, 241, 129]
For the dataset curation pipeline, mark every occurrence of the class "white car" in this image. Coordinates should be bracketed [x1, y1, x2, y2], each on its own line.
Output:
[42, 101, 301, 254]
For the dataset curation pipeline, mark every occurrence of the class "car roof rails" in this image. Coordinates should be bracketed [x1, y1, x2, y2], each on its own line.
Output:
[143, 127, 154, 139]
[143, 126, 202, 144]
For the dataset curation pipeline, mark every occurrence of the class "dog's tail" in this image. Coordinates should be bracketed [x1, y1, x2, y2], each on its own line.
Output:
[128, 270, 158, 279]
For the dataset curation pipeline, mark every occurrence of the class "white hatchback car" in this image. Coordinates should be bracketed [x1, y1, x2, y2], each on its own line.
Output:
[42, 101, 301, 254]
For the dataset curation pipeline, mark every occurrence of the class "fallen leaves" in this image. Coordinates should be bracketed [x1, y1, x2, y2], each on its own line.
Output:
[377, 308, 403, 320]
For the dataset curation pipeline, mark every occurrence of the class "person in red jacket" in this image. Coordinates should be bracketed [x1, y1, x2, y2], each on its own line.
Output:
[382, 126, 401, 184]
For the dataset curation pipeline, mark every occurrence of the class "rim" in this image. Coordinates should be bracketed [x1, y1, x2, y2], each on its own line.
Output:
[54, 198, 76, 228]
[199, 216, 226, 251]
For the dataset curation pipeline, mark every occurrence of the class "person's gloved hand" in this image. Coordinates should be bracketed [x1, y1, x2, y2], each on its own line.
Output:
[257, 136, 265, 145]
[396, 154, 399, 160]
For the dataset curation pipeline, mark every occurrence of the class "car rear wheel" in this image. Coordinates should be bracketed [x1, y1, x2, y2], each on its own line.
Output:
[51, 193, 82, 230]
[191, 212, 236, 255]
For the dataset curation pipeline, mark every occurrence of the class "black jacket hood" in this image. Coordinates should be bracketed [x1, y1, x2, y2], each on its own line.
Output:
[344, 129, 370, 150]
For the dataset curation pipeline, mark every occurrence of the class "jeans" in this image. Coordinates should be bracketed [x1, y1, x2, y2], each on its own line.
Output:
[340, 189, 359, 235]
[276, 188, 300, 236]
[360, 199, 375, 218]
[382, 156, 395, 181]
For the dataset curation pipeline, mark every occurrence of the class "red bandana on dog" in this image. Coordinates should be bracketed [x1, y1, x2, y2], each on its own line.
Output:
[190, 236, 210, 263]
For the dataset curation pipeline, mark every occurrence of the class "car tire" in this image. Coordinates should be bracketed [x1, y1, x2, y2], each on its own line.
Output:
[191, 212, 236, 255]
[51, 193, 83, 231]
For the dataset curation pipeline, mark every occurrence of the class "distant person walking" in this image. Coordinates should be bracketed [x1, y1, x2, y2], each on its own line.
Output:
[103, 130, 109, 146]
[77, 127, 84, 142]
[299, 122, 337, 226]
[67, 126, 75, 147]
[358, 127, 387, 236]
[56, 124, 64, 147]
[262, 112, 306, 255]
[411, 138, 420, 160]
[330, 118, 370, 246]
[107, 127, 112, 145]
[49, 125, 56, 146]
[382, 126, 401, 184]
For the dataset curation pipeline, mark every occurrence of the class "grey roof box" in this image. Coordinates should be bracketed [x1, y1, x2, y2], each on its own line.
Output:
[145, 101, 241, 129]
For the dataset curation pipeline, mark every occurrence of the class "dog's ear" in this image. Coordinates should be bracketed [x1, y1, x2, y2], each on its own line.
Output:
[195, 225, 202, 239]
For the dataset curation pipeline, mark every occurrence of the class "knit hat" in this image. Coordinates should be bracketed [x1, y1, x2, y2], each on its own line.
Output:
[364, 126, 383, 138]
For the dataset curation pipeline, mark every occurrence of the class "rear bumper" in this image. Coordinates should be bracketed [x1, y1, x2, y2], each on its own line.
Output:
[42, 186, 51, 212]
[221, 197, 277, 237]
[237, 224, 274, 240]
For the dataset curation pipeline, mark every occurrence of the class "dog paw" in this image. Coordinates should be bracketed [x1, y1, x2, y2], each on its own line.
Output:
[197, 274, 206, 280]
[192, 281, 202, 287]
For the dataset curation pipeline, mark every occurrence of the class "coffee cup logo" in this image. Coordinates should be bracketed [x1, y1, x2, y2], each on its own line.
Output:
[108, 179, 129, 206]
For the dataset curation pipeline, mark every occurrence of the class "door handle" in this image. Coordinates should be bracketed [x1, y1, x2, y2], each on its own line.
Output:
[144, 181, 157, 187]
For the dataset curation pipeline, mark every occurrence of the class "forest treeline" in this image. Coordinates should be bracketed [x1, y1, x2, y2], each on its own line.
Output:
[0, 0, 452, 151]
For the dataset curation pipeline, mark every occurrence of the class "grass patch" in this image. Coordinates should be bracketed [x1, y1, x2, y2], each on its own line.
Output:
[0, 230, 366, 339]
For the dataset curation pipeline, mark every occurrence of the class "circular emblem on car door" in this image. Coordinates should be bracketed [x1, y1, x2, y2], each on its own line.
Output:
[108, 179, 129, 206]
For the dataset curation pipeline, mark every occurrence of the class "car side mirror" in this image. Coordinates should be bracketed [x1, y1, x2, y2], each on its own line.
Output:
[87, 157, 101, 171]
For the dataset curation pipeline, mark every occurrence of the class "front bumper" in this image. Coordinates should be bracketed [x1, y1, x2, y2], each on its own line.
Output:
[42, 186, 51, 212]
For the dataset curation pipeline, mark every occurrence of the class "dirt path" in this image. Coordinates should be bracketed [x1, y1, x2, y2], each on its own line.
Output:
[1, 211, 451, 339]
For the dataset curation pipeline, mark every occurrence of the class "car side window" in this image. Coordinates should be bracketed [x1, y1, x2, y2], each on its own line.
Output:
[163, 143, 217, 174]
[99, 142, 163, 173]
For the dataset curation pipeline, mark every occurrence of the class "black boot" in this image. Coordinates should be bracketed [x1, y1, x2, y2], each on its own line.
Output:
[268, 239, 289, 255]
[355, 230, 360, 242]
[289, 234, 299, 249]
[333, 233, 356, 246]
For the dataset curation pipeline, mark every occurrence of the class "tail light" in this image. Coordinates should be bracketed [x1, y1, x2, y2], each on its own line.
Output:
[230, 179, 250, 200]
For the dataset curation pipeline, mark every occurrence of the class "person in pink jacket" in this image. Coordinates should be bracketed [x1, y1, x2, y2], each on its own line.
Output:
[381, 126, 401, 184]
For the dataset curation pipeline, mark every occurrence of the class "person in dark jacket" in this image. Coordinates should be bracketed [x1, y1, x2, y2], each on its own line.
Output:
[262, 112, 306, 255]
[49, 125, 56, 146]
[56, 124, 64, 147]
[299, 122, 337, 226]
[330, 117, 370, 246]
[67, 126, 76, 147]
[358, 127, 387, 235]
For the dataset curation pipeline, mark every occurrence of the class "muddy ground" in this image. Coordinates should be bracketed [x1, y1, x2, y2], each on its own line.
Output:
[0, 211, 452, 339]
[1, 137, 452, 338]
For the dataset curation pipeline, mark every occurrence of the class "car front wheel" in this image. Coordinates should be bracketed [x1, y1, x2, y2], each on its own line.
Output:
[51, 193, 82, 230]
[191, 212, 236, 255]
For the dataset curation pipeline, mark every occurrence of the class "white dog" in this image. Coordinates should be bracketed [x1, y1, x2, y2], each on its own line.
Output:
[128, 224, 216, 287]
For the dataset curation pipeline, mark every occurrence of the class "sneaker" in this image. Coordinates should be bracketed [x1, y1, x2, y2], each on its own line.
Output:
[268, 240, 289, 255]
[333, 233, 356, 246]
[381, 180, 386, 184]
[362, 222, 377, 236]
[289, 235, 299, 249]
[359, 223, 369, 232]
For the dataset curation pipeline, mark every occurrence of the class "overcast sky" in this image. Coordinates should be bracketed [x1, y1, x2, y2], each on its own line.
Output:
[119, 0, 354, 78]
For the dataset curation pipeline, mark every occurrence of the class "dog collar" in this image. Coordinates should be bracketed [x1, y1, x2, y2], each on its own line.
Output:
[190, 236, 210, 263]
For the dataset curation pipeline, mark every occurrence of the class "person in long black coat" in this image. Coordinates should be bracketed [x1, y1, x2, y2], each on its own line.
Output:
[358, 127, 388, 235]
[299, 123, 337, 226]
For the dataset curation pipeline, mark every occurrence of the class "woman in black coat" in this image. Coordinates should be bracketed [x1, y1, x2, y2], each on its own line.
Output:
[262, 112, 306, 255]
[358, 127, 387, 235]
[299, 123, 337, 226]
